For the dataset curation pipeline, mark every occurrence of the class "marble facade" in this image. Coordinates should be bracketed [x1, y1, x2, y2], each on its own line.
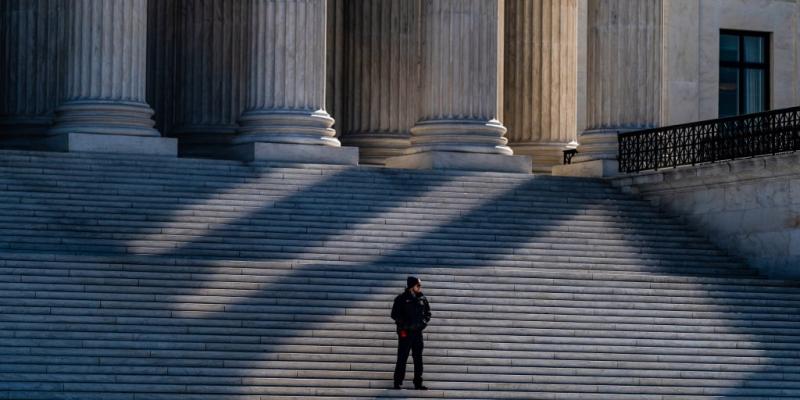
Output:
[2, 0, 800, 173]
[612, 152, 800, 279]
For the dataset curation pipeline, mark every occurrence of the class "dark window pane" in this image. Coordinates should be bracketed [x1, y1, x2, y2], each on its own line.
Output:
[719, 67, 739, 117]
[720, 34, 740, 62]
[744, 36, 765, 63]
[743, 68, 766, 114]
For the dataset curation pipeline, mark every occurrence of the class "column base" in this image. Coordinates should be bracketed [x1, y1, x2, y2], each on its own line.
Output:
[510, 143, 572, 174]
[340, 132, 411, 165]
[385, 151, 532, 173]
[170, 129, 238, 159]
[226, 142, 359, 165]
[43, 132, 177, 156]
[551, 159, 619, 178]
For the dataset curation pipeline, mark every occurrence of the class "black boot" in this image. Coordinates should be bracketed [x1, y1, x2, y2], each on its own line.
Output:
[393, 382, 402, 390]
[414, 384, 428, 390]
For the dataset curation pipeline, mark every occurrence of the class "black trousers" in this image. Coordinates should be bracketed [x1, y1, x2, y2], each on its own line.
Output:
[394, 330, 424, 386]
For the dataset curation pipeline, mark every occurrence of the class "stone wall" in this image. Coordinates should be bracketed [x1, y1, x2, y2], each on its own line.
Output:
[611, 153, 800, 279]
[662, 0, 800, 125]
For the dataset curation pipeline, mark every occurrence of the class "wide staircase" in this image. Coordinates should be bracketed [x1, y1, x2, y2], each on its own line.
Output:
[0, 150, 799, 399]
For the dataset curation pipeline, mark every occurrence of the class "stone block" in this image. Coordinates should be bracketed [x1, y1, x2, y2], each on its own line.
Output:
[226, 142, 359, 166]
[791, 178, 800, 205]
[754, 256, 800, 280]
[733, 231, 790, 258]
[385, 151, 531, 174]
[551, 159, 619, 178]
[724, 180, 790, 211]
[43, 133, 177, 156]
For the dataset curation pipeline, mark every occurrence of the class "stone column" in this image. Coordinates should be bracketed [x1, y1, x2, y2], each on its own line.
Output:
[0, 0, 66, 148]
[48, 0, 177, 155]
[504, 0, 578, 173]
[387, 0, 531, 173]
[338, 0, 419, 165]
[326, 0, 345, 135]
[232, 0, 357, 165]
[146, 0, 178, 138]
[565, 0, 662, 176]
[171, 0, 248, 157]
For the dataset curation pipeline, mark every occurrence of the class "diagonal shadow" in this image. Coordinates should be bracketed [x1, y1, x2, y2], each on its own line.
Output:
[1, 153, 798, 398]
[130, 169, 795, 398]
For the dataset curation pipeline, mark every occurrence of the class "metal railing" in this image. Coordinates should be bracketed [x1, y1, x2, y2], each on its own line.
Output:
[618, 106, 800, 173]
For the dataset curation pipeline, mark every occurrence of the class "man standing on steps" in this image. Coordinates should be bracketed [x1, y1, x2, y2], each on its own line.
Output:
[391, 276, 431, 390]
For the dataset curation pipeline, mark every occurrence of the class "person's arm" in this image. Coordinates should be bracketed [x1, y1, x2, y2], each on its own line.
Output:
[422, 297, 431, 324]
[391, 296, 401, 322]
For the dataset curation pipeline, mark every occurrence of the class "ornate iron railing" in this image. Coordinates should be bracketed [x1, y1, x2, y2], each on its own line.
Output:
[618, 106, 800, 173]
[563, 149, 577, 165]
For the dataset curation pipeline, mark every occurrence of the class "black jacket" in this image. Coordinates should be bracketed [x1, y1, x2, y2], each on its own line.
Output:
[391, 290, 431, 332]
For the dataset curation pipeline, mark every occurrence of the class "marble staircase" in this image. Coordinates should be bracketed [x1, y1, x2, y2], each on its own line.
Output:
[0, 150, 798, 399]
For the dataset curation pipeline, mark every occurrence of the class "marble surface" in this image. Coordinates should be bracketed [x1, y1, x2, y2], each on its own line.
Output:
[693, 0, 799, 121]
[612, 152, 800, 279]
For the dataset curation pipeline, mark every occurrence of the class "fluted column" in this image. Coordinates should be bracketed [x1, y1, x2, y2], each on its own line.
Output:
[170, 0, 248, 154]
[339, 0, 419, 165]
[49, 0, 160, 139]
[575, 0, 662, 164]
[326, 0, 345, 134]
[504, 0, 578, 173]
[146, 0, 178, 137]
[236, 0, 339, 147]
[0, 0, 66, 147]
[409, 0, 510, 155]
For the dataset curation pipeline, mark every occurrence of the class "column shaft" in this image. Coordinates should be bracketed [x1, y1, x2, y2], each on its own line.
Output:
[339, 0, 418, 165]
[146, 0, 178, 136]
[236, 0, 338, 147]
[0, 0, 66, 145]
[504, 0, 578, 173]
[50, 0, 159, 137]
[410, 0, 510, 155]
[576, 0, 662, 162]
[326, 0, 345, 135]
[172, 0, 248, 152]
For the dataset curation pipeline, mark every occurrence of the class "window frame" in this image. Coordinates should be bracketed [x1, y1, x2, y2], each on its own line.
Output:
[719, 29, 771, 117]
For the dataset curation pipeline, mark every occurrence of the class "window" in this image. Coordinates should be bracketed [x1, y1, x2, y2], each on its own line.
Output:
[719, 30, 770, 118]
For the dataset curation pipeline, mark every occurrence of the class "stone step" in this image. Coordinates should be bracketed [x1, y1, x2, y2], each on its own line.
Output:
[0, 227, 726, 258]
[0, 255, 774, 289]
[0, 222, 717, 255]
[0, 195, 678, 226]
[7, 356, 799, 376]
[4, 275, 799, 315]
[0, 173, 627, 200]
[3, 343, 798, 368]
[2, 378, 799, 398]
[1, 264, 775, 299]
[0, 166, 612, 195]
[0, 200, 685, 232]
[0, 249, 743, 277]
[8, 272, 796, 308]
[0, 218, 708, 247]
[0, 150, 796, 399]
[5, 319, 799, 344]
[4, 298, 800, 329]
[4, 305, 800, 335]
[3, 370, 800, 391]
[0, 150, 601, 186]
[0, 234, 732, 266]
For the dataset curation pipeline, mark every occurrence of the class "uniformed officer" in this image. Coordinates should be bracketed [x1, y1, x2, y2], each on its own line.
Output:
[391, 276, 431, 390]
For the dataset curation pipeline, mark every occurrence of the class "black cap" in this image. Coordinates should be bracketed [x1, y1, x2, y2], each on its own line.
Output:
[407, 276, 421, 289]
